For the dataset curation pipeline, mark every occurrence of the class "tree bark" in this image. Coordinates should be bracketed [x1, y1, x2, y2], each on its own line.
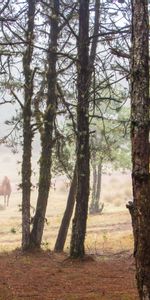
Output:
[29, 0, 59, 248]
[22, 0, 36, 250]
[70, 0, 90, 258]
[129, 1, 150, 299]
[54, 0, 100, 254]
[54, 165, 77, 252]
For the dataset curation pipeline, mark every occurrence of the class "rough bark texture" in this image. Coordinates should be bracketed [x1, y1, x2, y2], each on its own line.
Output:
[70, 0, 90, 258]
[54, 165, 77, 252]
[22, 0, 36, 250]
[30, 0, 59, 248]
[129, 1, 150, 299]
[54, 0, 100, 254]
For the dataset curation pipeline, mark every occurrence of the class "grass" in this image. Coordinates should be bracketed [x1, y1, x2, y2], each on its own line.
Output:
[0, 172, 133, 254]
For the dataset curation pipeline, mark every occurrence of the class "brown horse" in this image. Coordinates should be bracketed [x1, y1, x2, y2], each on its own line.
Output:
[0, 176, 11, 207]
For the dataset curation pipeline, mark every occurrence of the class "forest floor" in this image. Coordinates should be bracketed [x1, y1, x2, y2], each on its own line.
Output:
[0, 249, 138, 300]
[0, 173, 138, 299]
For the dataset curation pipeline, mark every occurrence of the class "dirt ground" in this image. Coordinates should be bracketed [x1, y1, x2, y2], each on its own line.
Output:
[0, 173, 138, 299]
[0, 250, 138, 300]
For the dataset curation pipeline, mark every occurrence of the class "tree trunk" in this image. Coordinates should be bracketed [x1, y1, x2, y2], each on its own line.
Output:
[70, 0, 100, 258]
[29, 0, 59, 248]
[70, 0, 90, 258]
[129, 1, 150, 299]
[93, 165, 97, 203]
[54, 165, 77, 252]
[22, 0, 36, 250]
[90, 161, 103, 214]
[95, 162, 102, 211]
[89, 164, 97, 213]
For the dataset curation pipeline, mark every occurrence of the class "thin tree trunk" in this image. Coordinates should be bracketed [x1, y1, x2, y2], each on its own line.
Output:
[89, 0, 101, 67]
[29, 0, 59, 248]
[89, 0, 101, 213]
[95, 162, 102, 211]
[128, 1, 150, 299]
[89, 164, 97, 214]
[70, 0, 90, 258]
[90, 161, 103, 214]
[70, 0, 100, 258]
[92, 165, 97, 204]
[54, 165, 77, 252]
[22, 0, 36, 250]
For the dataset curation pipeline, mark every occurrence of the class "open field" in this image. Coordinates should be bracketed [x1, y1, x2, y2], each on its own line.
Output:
[0, 172, 138, 299]
[0, 172, 133, 252]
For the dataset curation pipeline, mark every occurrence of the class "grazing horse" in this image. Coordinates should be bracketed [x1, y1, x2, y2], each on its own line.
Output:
[0, 176, 11, 207]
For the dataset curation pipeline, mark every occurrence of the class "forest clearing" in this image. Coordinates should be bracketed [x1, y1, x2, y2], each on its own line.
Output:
[0, 173, 137, 299]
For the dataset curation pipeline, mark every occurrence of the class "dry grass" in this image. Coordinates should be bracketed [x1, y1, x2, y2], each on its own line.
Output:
[101, 172, 132, 207]
[0, 172, 133, 254]
[0, 172, 137, 300]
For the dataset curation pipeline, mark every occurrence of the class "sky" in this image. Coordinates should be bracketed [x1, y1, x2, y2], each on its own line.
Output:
[0, 101, 41, 191]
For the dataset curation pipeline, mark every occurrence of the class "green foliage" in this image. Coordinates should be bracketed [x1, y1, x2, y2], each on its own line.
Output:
[10, 227, 16, 234]
[52, 123, 76, 179]
[90, 99, 131, 172]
